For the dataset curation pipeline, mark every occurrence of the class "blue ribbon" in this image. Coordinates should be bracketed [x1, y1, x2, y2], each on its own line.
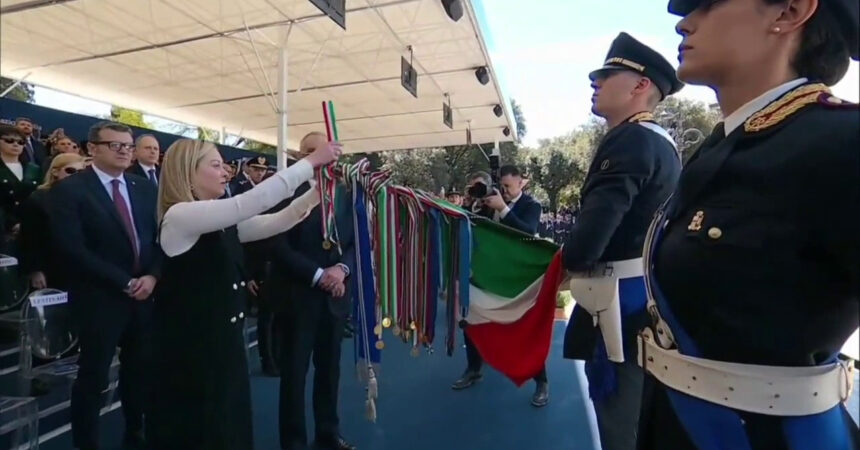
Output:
[583, 276, 648, 401]
[427, 210, 442, 340]
[648, 220, 851, 450]
[351, 184, 380, 365]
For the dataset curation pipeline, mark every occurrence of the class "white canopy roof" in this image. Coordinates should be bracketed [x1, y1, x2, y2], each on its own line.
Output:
[0, 0, 514, 153]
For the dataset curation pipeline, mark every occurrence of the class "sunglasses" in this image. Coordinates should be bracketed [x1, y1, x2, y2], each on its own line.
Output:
[62, 167, 79, 175]
[1, 137, 24, 145]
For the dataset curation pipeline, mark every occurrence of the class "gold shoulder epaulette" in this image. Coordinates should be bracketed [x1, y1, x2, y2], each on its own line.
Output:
[628, 112, 655, 123]
[744, 83, 830, 132]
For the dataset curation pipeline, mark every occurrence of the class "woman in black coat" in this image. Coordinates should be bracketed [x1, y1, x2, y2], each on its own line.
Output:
[149, 138, 339, 449]
[19, 153, 86, 290]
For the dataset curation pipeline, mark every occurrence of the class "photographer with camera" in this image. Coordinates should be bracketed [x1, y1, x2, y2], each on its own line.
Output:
[452, 165, 549, 407]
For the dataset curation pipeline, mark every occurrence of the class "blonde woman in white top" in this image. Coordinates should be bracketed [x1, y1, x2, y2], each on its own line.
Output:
[148, 138, 340, 450]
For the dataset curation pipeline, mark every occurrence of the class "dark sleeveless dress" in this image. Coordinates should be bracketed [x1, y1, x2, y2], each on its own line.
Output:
[149, 226, 253, 449]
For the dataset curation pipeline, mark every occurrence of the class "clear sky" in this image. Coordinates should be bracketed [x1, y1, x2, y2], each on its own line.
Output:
[31, 0, 860, 148]
[479, 0, 860, 146]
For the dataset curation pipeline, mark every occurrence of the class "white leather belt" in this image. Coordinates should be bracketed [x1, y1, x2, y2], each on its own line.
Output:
[569, 257, 644, 280]
[637, 328, 854, 416]
[567, 258, 644, 363]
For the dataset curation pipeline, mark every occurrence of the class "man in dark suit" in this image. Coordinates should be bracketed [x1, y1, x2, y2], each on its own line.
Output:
[126, 134, 160, 187]
[560, 33, 682, 450]
[49, 121, 161, 450]
[15, 117, 46, 167]
[482, 165, 542, 235]
[452, 165, 550, 407]
[270, 131, 356, 450]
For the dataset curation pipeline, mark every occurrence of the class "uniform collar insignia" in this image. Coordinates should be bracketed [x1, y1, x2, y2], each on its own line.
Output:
[628, 111, 655, 123]
[743, 83, 830, 133]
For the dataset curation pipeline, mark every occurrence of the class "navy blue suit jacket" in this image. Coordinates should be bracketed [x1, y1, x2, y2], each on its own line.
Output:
[499, 192, 542, 235]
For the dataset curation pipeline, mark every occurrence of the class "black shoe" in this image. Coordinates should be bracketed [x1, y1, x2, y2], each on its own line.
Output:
[451, 370, 482, 390]
[531, 381, 549, 407]
[314, 434, 356, 450]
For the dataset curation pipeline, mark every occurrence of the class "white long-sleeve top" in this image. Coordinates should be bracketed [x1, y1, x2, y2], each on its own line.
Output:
[160, 159, 318, 257]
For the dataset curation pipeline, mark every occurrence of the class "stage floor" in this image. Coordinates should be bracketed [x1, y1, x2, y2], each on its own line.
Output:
[35, 318, 860, 450]
[41, 321, 600, 450]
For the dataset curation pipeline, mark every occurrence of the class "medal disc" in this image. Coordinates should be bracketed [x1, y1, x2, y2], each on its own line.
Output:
[392, 325, 401, 336]
[410, 347, 420, 358]
[322, 240, 332, 250]
[373, 325, 382, 335]
[375, 341, 385, 350]
[382, 317, 392, 328]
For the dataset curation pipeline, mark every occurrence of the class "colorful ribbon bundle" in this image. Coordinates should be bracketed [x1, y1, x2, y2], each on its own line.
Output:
[318, 100, 340, 252]
[317, 101, 477, 422]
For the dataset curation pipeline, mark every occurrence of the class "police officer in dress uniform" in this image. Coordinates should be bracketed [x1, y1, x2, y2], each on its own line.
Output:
[637, 1, 860, 449]
[560, 33, 683, 450]
[231, 155, 282, 374]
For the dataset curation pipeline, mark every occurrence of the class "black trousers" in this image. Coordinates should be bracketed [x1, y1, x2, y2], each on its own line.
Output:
[277, 299, 346, 449]
[464, 332, 547, 383]
[71, 296, 152, 449]
[257, 303, 281, 368]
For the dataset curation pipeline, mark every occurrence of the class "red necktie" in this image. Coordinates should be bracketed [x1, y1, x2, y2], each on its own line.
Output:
[111, 179, 140, 270]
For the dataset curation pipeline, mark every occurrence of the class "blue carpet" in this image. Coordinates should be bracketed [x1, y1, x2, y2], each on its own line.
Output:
[42, 321, 598, 450]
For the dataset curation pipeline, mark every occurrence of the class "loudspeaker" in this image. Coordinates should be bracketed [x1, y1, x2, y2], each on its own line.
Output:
[441, 0, 463, 22]
[443, 102, 453, 129]
[493, 104, 503, 117]
[401, 56, 418, 98]
[502, 126, 511, 137]
[475, 67, 489, 85]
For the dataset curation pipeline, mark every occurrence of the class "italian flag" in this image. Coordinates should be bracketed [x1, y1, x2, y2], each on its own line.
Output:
[464, 219, 566, 386]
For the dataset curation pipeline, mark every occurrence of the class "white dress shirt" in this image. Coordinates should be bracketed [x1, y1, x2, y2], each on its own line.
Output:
[496, 191, 522, 221]
[7, 162, 23, 181]
[92, 164, 141, 250]
[724, 78, 808, 135]
[138, 162, 158, 183]
[160, 159, 318, 257]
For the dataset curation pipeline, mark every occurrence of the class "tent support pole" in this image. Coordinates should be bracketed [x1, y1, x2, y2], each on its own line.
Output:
[277, 45, 288, 170]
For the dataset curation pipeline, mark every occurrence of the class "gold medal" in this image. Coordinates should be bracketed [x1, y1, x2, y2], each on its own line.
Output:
[373, 324, 382, 335]
[322, 240, 332, 250]
[382, 317, 392, 328]
[409, 321, 417, 331]
[375, 340, 385, 350]
[410, 347, 420, 358]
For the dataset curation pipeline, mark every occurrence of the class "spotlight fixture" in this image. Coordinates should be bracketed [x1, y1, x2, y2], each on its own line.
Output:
[475, 67, 489, 85]
[440, 0, 463, 22]
[502, 126, 511, 137]
[493, 104, 503, 117]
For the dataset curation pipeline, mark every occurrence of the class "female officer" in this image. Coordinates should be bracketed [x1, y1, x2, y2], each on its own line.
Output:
[638, 0, 859, 449]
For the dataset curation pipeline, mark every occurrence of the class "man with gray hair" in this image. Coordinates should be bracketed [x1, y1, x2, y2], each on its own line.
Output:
[126, 134, 160, 186]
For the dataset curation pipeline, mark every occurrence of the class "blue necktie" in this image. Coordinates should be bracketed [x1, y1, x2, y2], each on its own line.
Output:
[148, 169, 157, 186]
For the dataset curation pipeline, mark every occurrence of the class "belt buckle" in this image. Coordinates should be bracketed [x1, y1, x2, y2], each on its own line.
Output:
[839, 359, 855, 404]
[602, 264, 614, 277]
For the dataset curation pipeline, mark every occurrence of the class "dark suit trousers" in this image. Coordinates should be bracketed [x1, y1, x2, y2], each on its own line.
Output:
[278, 297, 346, 448]
[464, 332, 547, 383]
[71, 295, 152, 448]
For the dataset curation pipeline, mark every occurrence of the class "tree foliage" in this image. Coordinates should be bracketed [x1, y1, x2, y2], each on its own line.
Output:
[110, 106, 150, 128]
[510, 98, 527, 139]
[654, 97, 721, 162]
[0, 77, 35, 103]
